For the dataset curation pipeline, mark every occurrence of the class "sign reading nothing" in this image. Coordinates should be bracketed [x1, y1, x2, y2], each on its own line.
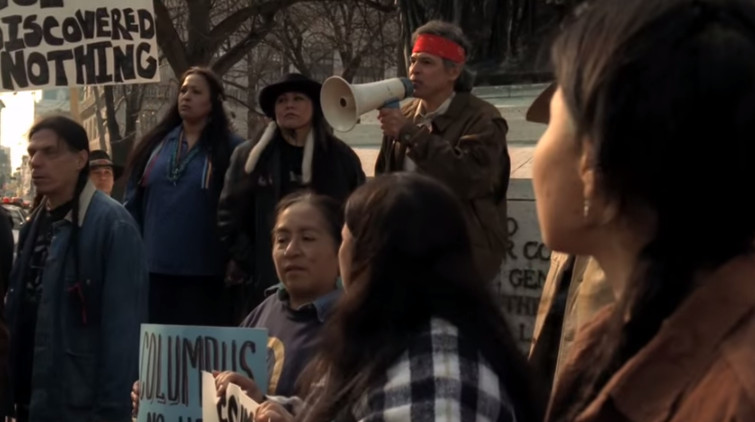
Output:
[0, 0, 160, 91]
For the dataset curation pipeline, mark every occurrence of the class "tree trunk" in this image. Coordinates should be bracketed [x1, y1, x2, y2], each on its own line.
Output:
[340, 54, 363, 83]
[506, 0, 526, 58]
[103, 86, 121, 147]
[104, 86, 141, 200]
[246, 50, 261, 139]
[104, 86, 125, 199]
[155, 0, 306, 79]
[396, 9, 408, 77]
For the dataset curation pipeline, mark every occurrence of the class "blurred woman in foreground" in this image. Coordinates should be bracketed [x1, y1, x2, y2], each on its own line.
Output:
[533, 0, 755, 420]
[256, 173, 543, 422]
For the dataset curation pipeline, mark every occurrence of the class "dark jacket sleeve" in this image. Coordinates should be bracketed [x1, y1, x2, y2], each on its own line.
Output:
[344, 143, 366, 189]
[217, 141, 255, 272]
[374, 132, 391, 176]
[0, 209, 13, 302]
[0, 209, 11, 410]
[122, 173, 143, 230]
[95, 215, 148, 421]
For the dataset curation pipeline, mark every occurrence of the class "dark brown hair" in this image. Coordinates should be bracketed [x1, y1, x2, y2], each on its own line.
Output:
[28, 115, 91, 281]
[249, 91, 337, 193]
[549, 0, 755, 420]
[126, 66, 233, 192]
[304, 173, 544, 422]
[273, 190, 344, 247]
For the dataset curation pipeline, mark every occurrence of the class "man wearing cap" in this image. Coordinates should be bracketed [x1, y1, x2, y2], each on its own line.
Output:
[375, 20, 510, 282]
[524, 82, 613, 398]
[88, 150, 123, 197]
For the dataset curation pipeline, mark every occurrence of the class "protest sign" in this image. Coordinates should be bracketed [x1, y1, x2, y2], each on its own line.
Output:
[0, 0, 160, 91]
[137, 324, 268, 422]
[202, 371, 260, 422]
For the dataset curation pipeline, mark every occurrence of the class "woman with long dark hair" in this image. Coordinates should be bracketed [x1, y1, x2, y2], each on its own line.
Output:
[132, 192, 344, 417]
[533, 0, 755, 420]
[218, 191, 344, 398]
[254, 172, 543, 422]
[124, 66, 243, 326]
[218, 73, 364, 318]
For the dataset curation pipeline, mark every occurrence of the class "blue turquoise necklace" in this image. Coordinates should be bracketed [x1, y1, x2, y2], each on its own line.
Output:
[167, 130, 201, 184]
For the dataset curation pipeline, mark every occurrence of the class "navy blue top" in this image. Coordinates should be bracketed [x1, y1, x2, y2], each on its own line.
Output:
[241, 284, 341, 396]
[139, 126, 242, 276]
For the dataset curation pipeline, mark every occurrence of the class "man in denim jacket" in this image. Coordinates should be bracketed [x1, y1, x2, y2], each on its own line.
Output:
[4, 116, 148, 422]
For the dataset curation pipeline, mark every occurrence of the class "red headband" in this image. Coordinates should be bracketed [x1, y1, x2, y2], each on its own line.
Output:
[412, 34, 466, 63]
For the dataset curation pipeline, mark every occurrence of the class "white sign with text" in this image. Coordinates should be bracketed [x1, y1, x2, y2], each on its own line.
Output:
[0, 0, 160, 91]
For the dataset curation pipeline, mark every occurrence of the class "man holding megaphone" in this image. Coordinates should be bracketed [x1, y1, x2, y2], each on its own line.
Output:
[375, 20, 511, 283]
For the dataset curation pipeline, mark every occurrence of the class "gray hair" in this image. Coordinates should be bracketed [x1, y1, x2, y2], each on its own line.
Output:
[411, 20, 475, 92]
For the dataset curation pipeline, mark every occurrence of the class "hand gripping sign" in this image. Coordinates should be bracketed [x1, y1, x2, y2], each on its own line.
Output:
[202, 371, 261, 422]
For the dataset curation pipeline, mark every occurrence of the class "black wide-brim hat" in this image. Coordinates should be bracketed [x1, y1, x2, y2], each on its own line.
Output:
[258, 73, 322, 119]
[89, 149, 124, 180]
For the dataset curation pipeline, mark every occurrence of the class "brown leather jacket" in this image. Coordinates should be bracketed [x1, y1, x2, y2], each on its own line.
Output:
[529, 253, 612, 396]
[547, 254, 755, 422]
[375, 93, 510, 281]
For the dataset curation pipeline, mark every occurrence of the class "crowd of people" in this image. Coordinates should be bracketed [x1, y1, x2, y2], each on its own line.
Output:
[1, 0, 754, 421]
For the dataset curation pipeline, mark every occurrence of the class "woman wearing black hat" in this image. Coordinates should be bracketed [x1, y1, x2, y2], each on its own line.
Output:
[218, 73, 365, 315]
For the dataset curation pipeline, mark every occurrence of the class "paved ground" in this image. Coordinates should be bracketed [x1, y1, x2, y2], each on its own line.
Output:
[352, 145, 535, 180]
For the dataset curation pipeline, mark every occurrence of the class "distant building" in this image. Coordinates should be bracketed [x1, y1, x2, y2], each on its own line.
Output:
[0, 146, 11, 195]
[79, 62, 183, 153]
[20, 156, 33, 200]
[34, 88, 72, 118]
[10, 155, 33, 200]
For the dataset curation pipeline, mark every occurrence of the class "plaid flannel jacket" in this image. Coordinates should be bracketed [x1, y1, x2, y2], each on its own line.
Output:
[274, 318, 517, 422]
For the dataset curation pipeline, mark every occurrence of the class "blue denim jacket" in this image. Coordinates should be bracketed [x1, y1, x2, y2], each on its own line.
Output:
[5, 181, 148, 422]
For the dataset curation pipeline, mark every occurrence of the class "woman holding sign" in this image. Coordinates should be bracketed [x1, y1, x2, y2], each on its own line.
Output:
[132, 191, 344, 416]
[124, 66, 244, 326]
[219, 191, 344, 398]
[248, 173, 544, 422]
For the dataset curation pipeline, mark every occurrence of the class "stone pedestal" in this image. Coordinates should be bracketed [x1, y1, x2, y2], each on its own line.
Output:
[496, 181, 551, 354]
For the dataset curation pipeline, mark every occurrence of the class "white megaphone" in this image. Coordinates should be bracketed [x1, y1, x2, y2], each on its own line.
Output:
[321, 76, 414, 132]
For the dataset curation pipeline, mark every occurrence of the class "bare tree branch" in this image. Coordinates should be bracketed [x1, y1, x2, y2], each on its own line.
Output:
[222, 78, 249, 92]
[212, 14, 277, 76]
[154, 0, 189, 76]
[359, 0, 396, 12]
[226, 93, 254, 110]
[187, 0, 212, 48]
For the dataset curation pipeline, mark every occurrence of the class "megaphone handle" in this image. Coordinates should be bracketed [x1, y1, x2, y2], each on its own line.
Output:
[383, 99, 400, 109]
